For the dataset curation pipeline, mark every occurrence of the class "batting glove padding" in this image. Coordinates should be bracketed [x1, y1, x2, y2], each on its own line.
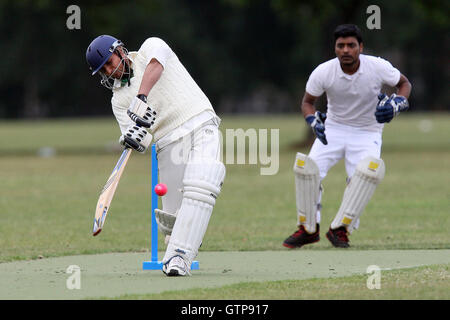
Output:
[155, 209, 177, 237]
[306, 111, 328, 145]
[375, 93, 409, 123]
[122, 125, 152, 153]
[127, 96, 156, 128]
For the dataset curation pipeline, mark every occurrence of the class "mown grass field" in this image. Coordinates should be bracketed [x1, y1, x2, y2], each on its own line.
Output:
[117, 264, 449, 300]
[0, 113, 448, 299]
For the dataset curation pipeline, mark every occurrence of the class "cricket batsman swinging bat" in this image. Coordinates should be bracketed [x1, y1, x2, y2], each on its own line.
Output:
[92, 148, 132, 236]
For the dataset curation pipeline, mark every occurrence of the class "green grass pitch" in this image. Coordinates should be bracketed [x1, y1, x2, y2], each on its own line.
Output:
[0, 113, 448, 299]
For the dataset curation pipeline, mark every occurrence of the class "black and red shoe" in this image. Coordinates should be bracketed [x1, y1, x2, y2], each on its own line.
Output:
[282, 224, 320, 248]
[326, 226, 350, 248]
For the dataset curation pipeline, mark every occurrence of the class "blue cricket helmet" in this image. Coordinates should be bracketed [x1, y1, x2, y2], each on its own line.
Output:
[86, 35, 123, 75]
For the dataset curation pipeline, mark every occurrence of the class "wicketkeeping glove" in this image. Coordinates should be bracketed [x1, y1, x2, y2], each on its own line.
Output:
[375, 93, 409, 123]
[127, 95, 156, 128]
[120, 125, 152, 153]
[306, 111, 328, 145]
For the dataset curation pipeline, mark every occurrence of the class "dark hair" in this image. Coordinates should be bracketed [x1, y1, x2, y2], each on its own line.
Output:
[334, 24, 363, 44]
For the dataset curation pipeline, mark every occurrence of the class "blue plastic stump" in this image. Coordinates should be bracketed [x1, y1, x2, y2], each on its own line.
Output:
[142, 144, 199, 270]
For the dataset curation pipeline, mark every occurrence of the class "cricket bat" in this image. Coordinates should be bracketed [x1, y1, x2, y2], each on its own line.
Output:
[92, 148, 132, 236]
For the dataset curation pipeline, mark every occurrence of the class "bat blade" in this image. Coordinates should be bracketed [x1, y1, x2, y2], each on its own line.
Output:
[93, 148, 132, 236]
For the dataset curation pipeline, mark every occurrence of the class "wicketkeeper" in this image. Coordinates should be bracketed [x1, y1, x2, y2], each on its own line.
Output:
[283, 24, 412, 248]
[86, 35, 225, 276]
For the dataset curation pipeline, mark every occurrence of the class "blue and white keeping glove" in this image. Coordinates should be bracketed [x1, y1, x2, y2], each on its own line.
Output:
[375, 93, 409, 123]
[306, 111, 328, 145]
[127, 95, 156, 128]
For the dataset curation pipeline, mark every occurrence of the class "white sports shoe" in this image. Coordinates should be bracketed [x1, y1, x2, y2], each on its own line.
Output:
[162, 256, 191, 277]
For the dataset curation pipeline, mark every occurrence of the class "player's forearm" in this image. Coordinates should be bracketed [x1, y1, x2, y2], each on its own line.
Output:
[396, 74, 412, 99]
[301, 97, 317, 118]
[127, 59, 161, 129]
[301, 92, 318, 118]
[138, 59, 164, 96]
[397, 82, 411, 99]
[301, 102, 316, 118]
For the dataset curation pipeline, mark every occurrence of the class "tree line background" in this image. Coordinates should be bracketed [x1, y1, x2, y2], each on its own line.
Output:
[0, 0, 448, 119]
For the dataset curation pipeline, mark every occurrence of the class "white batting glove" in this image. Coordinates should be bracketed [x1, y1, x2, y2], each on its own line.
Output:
[120, 125, 152, 153]
[127, 95, 156, 128]
[154, 209, 177, 237]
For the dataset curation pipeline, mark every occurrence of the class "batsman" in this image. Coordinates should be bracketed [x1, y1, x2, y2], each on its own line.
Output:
[86, 35, 225, 276]
[283, 24, 412, 248]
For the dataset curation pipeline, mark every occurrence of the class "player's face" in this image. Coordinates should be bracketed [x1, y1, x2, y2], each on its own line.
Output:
[335, 37, 362, 66]
[101, 53, 125, 79]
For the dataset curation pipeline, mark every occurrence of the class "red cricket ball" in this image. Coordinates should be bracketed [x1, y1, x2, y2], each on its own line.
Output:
[154, 183, 167, 196]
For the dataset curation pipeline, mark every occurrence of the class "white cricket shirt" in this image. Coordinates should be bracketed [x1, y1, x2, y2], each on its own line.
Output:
[305, 54, 400, 132]
[111, 37, 215, 141]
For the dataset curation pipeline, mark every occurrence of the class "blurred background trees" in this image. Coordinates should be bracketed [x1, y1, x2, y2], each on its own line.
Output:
[0, 0, 448, 119]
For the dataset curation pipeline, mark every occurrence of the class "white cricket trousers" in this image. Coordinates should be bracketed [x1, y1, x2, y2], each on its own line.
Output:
[308, 121, 382, 226]
[155, 118, 222, 214]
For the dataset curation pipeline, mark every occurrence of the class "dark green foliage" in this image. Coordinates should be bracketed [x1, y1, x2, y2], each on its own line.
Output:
[0, 0, 447, 118]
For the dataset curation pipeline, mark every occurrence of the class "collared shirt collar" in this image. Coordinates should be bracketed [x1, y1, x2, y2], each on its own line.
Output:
[337, 54, 364, 79]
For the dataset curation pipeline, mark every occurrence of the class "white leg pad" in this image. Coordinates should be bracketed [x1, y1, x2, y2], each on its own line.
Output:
[163, 158, 225, 266]
[331, 156, 385, 233]
[293, 153, 321, 233]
